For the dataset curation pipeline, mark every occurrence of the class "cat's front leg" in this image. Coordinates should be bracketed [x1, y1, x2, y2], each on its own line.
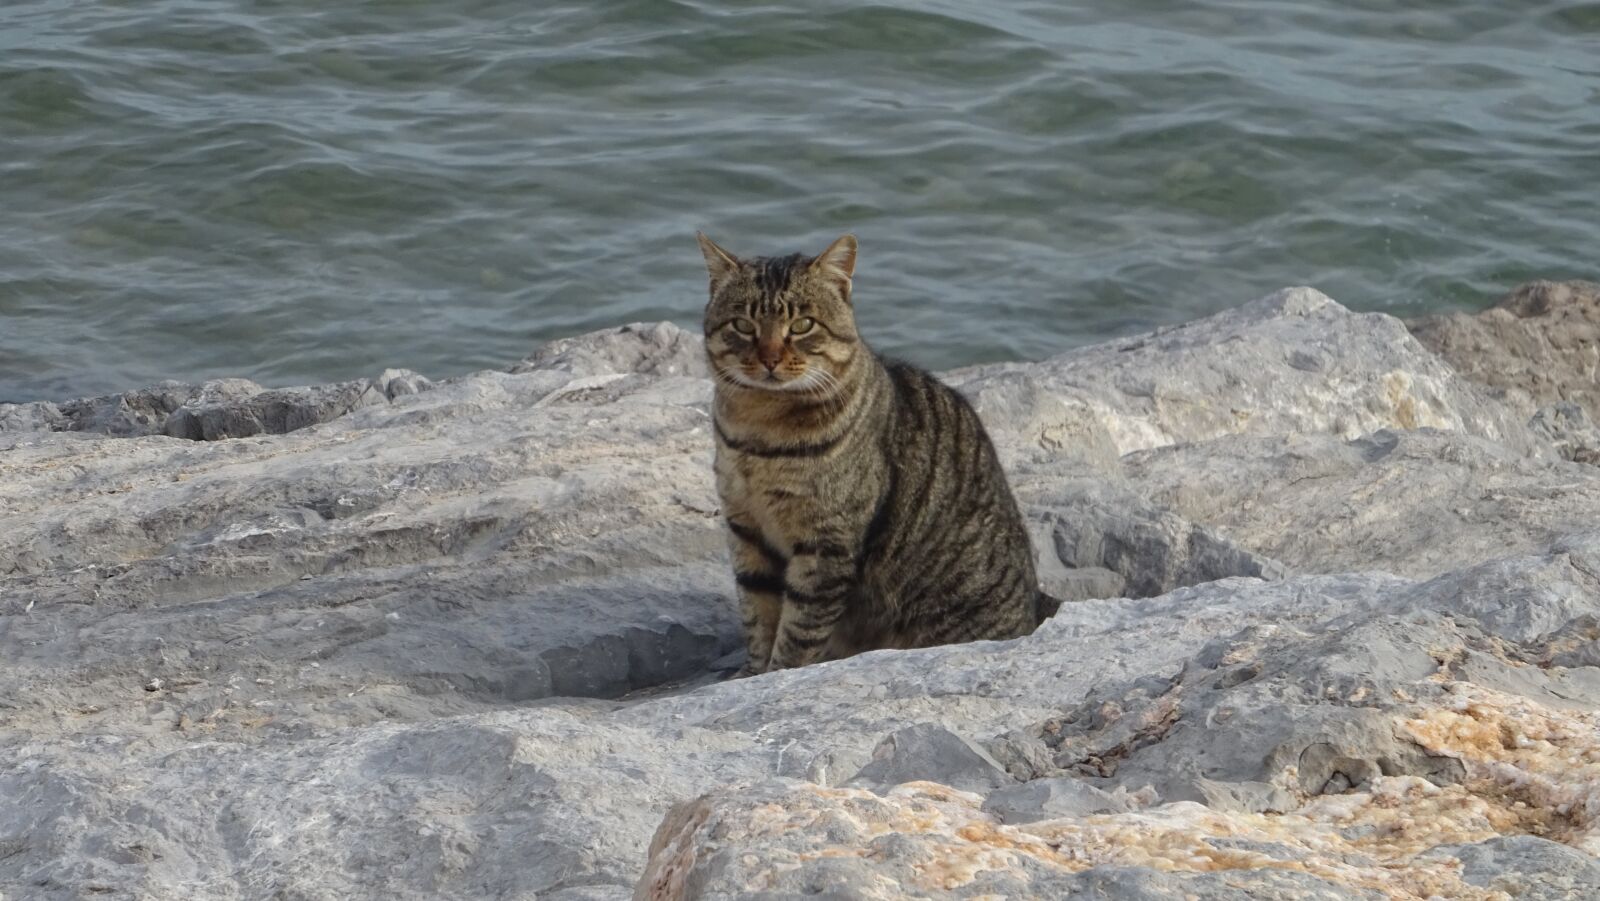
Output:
[726, 519, 785, 677]
[767, 538, 855, 671]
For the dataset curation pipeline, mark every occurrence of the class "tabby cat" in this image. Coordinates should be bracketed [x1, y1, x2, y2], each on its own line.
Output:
[697, 232, 1059, 677]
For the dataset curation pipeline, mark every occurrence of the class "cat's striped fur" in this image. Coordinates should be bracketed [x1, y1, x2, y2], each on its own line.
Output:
[698, 232, 1058, 676]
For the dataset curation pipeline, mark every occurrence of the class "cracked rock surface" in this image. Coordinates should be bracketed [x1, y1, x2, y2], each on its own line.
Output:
[1410, 279, 1600, 465]
[4, 286, 1599, 899]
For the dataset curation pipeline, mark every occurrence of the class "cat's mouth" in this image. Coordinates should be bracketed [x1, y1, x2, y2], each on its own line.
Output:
[715, 360, 835, 395]
[746, 372, 798, 389]
[728, 368, 811, 392]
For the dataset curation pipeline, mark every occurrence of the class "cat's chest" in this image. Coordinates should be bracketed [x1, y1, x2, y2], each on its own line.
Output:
[715, 451, 828, 518]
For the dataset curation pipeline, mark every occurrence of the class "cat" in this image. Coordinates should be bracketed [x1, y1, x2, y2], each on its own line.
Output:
[697, 231, 1060, 677]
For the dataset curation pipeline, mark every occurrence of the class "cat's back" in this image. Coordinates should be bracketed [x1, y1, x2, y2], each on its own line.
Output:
[879, 359, 998, 468]
[877, 358, 1017, 520]
[860, 358, 1040, 644]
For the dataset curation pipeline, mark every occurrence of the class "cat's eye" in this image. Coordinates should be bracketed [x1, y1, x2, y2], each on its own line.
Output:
[790, 317, 815, 335]
[731, 319, 756, 335]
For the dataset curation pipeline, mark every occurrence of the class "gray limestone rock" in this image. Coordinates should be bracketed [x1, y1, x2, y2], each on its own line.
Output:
[1529, 400, 1600, 465]
[955, 368, 1125, 475]
[1425, 835, 1600, 899]
[1124, 427, 1600, 578]
[511, 321, 708, 379]
[0, 397, 66, 431]
[1, 373, 430, 441]
[162, 377, 390, 440]
[849, 724, 1016, 794]
[1029, 479, 1290, 599]
[981, 776, 1130, 823]
[377, 368, 435, 399]
[0, 379, 229, 437]
[1400, 532, 1600, 643]
[4, 289, 1600, 900]
[968, 286, 1539, 457]
[987, 612, 1480, 798]
[1175, 778, 1295, 815]
[639, 548, 1600, 898]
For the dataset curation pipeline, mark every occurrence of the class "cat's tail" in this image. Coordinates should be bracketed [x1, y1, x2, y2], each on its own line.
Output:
[1035, 590, 1066, 624]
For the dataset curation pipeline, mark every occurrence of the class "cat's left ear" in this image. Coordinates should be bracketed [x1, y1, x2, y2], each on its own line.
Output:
[696, 231, 742, 290]
[810, 234, 857, 301]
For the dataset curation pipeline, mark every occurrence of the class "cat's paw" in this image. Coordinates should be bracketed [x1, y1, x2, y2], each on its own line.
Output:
[730, 663, 766, 680]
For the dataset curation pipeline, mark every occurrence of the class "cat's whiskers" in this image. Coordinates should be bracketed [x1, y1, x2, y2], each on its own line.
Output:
[714, 364, 770, 392]
[796, 367, 847, 416]
[778, 366, 830, 406]
[820, 368, 852, 414]
[714, 360, 843, 400]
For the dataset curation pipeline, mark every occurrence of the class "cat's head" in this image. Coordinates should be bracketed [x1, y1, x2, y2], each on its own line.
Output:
[696, 232, 860, 395]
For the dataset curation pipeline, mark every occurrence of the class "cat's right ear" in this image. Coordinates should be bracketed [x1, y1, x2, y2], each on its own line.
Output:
[809, 234, 857, 303]
[696, 232, 741, 290]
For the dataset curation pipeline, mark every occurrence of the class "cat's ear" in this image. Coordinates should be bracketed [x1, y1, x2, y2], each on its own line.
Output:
[809, 234, 857, 300]
[812, 234, 857, 279]
[696, 232, 741, 289]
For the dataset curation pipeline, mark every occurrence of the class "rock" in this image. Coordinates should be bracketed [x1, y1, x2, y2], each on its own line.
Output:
[981, 776, 1130, 823]
[956, 369, 1124, 475]
[0, 397, 66, 432]
[1176, 777, 1295, 815]
[1529, 401, 1600, 465]
[162, 378, 389, 440]
[511, 321, 708, 379]
[0, 379, 215, 437]
[1124, 427, 1600, 578]
[848, 724, 1016, 794]
[1028, 478, 1290, 598]
[954, 286, 1538, 457]
[987, 612, 1472, 798]
[1409, 279, 1600, 423]
[376, 368, 434, 399]
[638, 780, 1411, 899]
[1400, 531, 1600, 644]
[5, 288, 1600, 899]
[642, 553, 1600, 898]
[0, 372, 432, 440]
[1425, 835, 1600, 899]
[0, 350, 746, 768]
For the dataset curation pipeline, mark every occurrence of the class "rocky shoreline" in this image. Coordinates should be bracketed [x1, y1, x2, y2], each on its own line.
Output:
[2, 283, 1598, 899]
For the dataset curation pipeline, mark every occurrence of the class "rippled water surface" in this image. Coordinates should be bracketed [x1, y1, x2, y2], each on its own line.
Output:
[2, 0, 1597, 400]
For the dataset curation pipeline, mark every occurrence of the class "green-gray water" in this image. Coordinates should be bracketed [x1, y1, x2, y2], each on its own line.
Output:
[3, 0, 1597, 402]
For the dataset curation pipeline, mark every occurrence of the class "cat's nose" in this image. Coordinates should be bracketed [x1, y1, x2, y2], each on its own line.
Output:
[756, 342, 783, 371]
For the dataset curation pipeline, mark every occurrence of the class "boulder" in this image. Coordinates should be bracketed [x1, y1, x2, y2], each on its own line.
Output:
[0, 374, 425, 440]
[1409, 279, 1600, 423]
[641, 546, 1600, 899]
[1123, 427, 1600, 578]
[4, 289, 1600, 900]
[848, 724, 1016, 795]
[952, 286, 1538, 457]
[1425, 835, 1600, 900]
[982, 776, 1131, 823]
[509, 321, 708, 379]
